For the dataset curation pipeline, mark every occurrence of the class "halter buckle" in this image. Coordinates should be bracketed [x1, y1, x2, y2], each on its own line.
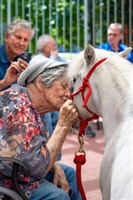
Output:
[75, 135, 86, 156]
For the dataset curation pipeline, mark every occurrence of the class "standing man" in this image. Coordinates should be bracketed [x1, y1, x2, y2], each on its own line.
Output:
[97, 23, 133, 63]
[0, 18, 34, 89]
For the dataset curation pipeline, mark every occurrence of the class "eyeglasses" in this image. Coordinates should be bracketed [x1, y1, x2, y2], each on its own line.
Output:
[108, 33, 119, 37]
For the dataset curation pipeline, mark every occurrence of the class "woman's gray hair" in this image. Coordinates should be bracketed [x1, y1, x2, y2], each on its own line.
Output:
[6, 18, 34, 39]
[40, 65, 69, 87]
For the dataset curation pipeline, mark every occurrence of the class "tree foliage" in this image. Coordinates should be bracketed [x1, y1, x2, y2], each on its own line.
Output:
[0, 0, 132, 53]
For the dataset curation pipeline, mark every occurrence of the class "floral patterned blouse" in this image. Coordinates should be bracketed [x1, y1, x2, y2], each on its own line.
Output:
[0, 84, 50, 198]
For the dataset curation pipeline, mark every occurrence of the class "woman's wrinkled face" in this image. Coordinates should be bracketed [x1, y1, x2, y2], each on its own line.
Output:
[43, 78, 70, 111]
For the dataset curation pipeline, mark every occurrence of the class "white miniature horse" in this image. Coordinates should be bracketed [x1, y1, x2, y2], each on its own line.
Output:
[68, 44, 133, 200]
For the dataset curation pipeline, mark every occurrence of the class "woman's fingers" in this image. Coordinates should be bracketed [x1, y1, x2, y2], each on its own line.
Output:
[58, 100, 79, 127]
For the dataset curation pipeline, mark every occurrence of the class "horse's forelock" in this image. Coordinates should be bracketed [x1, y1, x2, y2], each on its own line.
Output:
[67, 51, 84, 79]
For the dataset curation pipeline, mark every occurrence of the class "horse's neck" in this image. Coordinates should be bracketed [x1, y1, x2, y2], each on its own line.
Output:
[89, 61, 133, 142]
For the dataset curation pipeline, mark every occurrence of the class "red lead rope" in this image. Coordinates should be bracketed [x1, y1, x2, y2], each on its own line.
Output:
[73, 132, 87, 200]
[73, 120, 88, 200]
[71, 58, 107, 200]
[74, 154, 86, 200]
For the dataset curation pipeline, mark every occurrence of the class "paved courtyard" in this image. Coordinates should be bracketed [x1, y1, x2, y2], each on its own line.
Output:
[60, 120, 105, 200]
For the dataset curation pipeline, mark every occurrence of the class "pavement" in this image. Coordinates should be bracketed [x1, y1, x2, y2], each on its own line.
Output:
[59, 120, 105, 200]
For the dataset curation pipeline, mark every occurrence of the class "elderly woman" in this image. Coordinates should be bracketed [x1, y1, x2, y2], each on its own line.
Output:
[0, 55, 81, 200]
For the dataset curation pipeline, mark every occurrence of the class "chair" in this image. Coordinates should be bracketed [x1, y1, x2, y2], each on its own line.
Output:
[0, 187, 23, 200]
[0, 157, 29, 200]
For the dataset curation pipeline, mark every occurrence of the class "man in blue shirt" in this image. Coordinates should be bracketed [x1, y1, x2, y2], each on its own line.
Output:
[0, 19, 34, 90]
[97, 23, 133, 64]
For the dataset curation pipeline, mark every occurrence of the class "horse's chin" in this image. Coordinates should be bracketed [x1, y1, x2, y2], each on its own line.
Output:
[73, 92, 93, 120]
[75, 105, 93, 120]
[79, 113, 94, 121]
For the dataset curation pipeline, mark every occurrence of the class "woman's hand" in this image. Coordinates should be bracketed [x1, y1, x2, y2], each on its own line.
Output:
[46, 100, 79, 172]
[58, 99, 79, 127]
[52, 162, 69, 194]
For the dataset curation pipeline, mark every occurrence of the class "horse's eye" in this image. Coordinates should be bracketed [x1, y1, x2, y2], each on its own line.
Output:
[73, 76, 76, 83]
[70, 80, 75, 93]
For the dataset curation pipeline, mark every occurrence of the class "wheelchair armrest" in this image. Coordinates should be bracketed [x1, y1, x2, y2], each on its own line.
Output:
[0, 157, 29, 174]
[0, 187, 23, 200]
[0, 157, 29, 200]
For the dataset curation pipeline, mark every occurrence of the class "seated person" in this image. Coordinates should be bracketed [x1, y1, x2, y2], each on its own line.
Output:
[0, 55, 81, 200]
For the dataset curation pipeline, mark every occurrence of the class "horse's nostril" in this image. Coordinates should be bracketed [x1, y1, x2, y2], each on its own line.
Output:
[70, 86, 74, 93]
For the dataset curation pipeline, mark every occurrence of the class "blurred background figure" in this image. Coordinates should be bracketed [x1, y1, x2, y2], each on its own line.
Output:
[97, 23, 133, 64]
[36, 34, 66, 62]
[0, 18, 34, 90]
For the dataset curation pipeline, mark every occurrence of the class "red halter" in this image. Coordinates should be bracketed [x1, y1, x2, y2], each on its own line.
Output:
[70, 57, 107, 134]
[71, 57, 107, 200]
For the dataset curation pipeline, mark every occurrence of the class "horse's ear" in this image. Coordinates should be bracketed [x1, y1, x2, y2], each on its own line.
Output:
[84, 44, 95, 64]
[118, 47, 132, 59]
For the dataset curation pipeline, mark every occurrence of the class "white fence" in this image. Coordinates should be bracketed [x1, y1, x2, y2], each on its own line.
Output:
[0, 0, 132, 55]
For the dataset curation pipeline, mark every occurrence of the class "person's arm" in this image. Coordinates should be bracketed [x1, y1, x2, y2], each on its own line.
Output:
[0, 79, 9, 90]
[0, 61, 24, 90]
[46, 99, 78, 171]
[50, 49, 66, 62]
[17, 99, 77, 177]
[52, 161, 70, 192]
[50, 49, 59, 59]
